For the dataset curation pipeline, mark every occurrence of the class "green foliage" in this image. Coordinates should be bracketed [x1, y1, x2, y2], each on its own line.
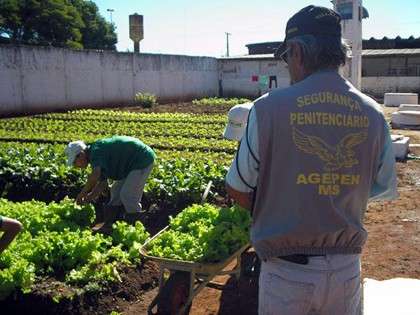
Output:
[145, 157, 228, 209]
[192, 97, 251, 107]
[37, 109, 227, 123]
[134, 92, 158, 108]
[0, 108, 247, 301]
[148, 204, 251, 262]
[70, 0, 117, 50]
[0, 254, 35, 300]
[0, 197, 95, 235]
[0, 142, 229, 208]
[65, 252, 123, 286]
[0, 143, 87, 202]
[0, 0, 116, 50]
[111, 221, 150, 262]
[0, 110, 236, 152]
[0, 0, 83, 47]
[0, 199, 149, 299]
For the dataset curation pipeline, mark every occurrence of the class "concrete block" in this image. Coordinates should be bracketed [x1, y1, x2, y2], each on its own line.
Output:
[409, 144, 420, 156]
[391, 134, 410, 159]
[384, 93, 418, 107]
[391, 111, 420, 129]
[399, 104, 420, 111]
[363, 278, 420, 315]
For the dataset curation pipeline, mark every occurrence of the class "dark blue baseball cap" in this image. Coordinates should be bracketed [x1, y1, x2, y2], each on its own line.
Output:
[275, 5, 342, 59]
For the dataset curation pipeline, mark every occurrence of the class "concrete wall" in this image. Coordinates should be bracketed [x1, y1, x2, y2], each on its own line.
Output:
[2, 44, 420, 116]
[219, 58, 290, 98]
[362, 77, 420, 98]
[363, 55, 420, 76]
[0, 45, 218, 116]
[219, 56, 420, 100]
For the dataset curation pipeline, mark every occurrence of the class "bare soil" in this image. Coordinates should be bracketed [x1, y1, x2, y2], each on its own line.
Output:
[1, 261, 160, 315]
[119, 102, 233, 114]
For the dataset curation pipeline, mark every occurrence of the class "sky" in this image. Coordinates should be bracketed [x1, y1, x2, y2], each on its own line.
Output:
[94, 0, 420, 57]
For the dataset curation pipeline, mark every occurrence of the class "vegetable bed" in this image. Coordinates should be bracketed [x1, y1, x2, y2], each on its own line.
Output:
[0, 198, 160, 314]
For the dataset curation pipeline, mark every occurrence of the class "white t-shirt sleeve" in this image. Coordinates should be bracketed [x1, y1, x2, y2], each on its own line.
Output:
[225, 109, 260, 193]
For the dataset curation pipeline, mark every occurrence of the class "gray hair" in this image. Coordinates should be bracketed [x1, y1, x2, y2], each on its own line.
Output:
[287, 35, 350, 72]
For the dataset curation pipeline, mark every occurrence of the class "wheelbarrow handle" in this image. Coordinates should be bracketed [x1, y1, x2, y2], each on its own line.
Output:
[201, 180, 213, 204]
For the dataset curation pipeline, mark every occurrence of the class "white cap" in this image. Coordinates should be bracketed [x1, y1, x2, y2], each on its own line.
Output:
[65, 140, 87, 166]
[223, 102, 253, 141]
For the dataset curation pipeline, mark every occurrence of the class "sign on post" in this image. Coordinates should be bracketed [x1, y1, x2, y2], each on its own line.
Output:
[129, 14, 143, 52]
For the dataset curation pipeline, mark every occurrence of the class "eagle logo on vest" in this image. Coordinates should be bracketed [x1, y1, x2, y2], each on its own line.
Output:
[292, 127, 367, 171]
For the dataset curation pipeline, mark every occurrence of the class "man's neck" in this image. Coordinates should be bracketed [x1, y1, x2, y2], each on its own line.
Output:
[299, 67, 339, 82]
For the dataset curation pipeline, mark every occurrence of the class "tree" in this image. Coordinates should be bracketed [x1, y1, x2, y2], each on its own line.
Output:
[0, 0, 117, 50]
[0, 0, 84, 48]
[70, 0, 117, 50]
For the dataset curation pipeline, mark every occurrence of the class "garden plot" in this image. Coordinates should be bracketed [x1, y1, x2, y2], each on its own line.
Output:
[0, 101, 419, 314]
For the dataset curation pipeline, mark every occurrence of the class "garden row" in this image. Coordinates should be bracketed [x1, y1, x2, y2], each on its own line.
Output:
[0, 198, 150, 301]
[35, 109, 228, 123]
[191, 97, 250, 107]
[134, 94, 250, 110]
[0, 107, 242, 312]
[0, 142, 233, 208]
[0, 113, 237, 153]
[0, 200, 251, 305]
[0, 117, 227, 140]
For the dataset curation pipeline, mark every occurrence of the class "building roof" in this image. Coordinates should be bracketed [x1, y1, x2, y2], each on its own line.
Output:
[362, 49, 420, 56]
[246, 37, 420, 55]
[219, 54, 275, 60]
[218, 49, 420, 61]
[363, 37, 420, 49]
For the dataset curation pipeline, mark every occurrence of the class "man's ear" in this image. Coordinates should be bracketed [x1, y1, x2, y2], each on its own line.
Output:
[291, 42, 304, 67]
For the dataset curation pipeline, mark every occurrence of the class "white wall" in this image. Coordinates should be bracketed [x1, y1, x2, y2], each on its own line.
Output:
[219, 58, 290, 98]
[0, 45, 219, 116]
[2, 45, 420, 116]
[220, 58, 420, 100]
[362, 77, 420, 98]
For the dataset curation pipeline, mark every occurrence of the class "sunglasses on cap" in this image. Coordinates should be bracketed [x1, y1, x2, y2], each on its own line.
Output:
[278, 46, 291, 64]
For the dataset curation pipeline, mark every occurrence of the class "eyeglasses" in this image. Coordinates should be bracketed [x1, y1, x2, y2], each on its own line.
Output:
[279, 47, 291, 64]
[75, 152, 83, 162]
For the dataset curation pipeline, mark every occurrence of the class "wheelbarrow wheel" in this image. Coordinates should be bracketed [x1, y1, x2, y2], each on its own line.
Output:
[157, 271, 192, 315]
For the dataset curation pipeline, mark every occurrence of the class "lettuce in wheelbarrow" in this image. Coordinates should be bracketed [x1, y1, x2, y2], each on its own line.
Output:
[148, 204, 251, 263]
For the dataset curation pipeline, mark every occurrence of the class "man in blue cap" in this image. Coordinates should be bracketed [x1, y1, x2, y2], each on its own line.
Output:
[226, 5, 397, 314]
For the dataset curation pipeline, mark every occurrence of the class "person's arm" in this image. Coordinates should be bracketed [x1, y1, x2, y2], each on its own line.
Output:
[0, 217, 23, 254]
[226, 184, 254, 210]
[84, 180, 108, 203]
[76, 167, 102, 204]
[225, 109, 260, 212]
[369, 121, 398, 202]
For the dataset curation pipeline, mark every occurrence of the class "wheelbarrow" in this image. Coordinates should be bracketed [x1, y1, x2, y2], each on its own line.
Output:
[140, 231, 249, 315]
[139, 181, 250, 315]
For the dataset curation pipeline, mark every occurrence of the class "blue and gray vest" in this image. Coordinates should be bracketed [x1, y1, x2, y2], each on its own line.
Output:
[252, 70, 386, 260]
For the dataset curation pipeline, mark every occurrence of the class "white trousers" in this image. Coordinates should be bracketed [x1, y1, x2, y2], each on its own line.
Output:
[108, 163, 153, 213]
[259, 254, 362, 315]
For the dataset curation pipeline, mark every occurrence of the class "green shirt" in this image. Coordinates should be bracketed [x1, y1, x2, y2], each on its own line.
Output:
[88, 136, 156, 180]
